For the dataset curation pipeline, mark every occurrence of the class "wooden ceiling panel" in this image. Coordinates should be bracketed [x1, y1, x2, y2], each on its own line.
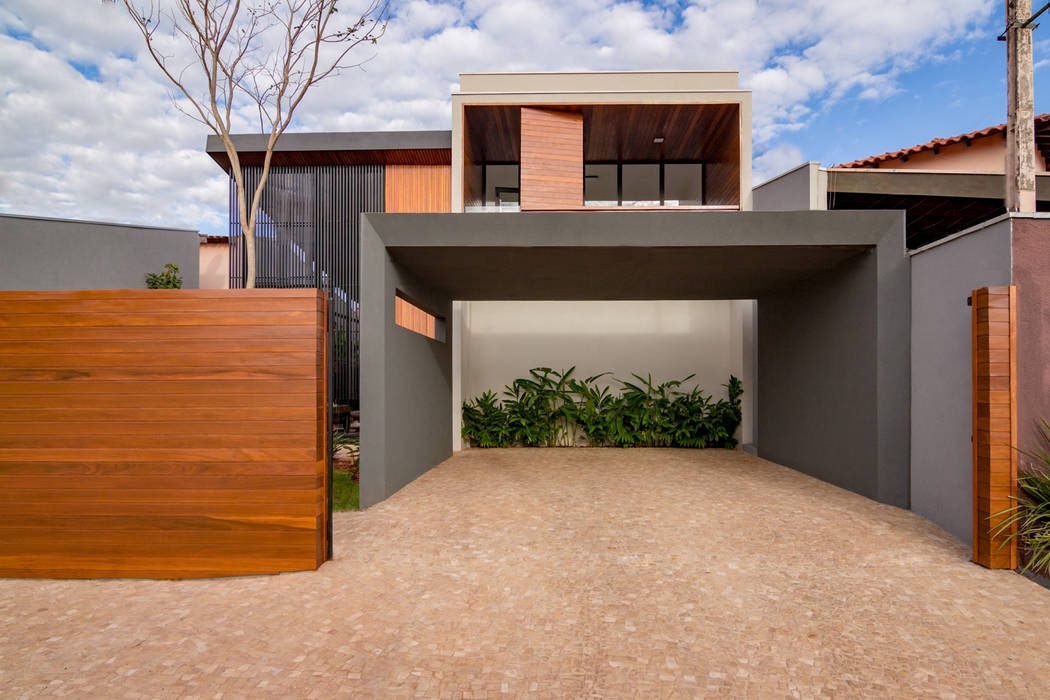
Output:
[462, 103, 741, 165]
[464, 106, 521, 163]
[583, 103, 739, 163]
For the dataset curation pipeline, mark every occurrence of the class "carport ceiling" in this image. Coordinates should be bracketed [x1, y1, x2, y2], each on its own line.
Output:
[369, 210, 901, 301]
[388, 245, 869, 300]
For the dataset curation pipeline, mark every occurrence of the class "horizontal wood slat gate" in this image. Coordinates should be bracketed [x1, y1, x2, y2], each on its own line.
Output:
[971, 286, 1017, 569]
[0, 289, 330, 578]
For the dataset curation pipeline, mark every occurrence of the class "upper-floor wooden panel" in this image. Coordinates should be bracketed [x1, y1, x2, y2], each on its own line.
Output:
[520, 108, 583, 211]
[385, 165, 452, 213]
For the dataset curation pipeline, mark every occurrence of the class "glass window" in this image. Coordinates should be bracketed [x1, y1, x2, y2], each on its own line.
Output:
[664, 163, 703, 206]
[485, 165, 519, 210]
[621, 164, 660, 206]
[584, 163, 618, 206]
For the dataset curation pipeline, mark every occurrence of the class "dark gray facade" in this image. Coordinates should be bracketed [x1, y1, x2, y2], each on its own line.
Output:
[360, 210, 910, 509]
[909, 219, 1013, 544]
[0, 214, 198, 290]
[206, 130, 452, 156]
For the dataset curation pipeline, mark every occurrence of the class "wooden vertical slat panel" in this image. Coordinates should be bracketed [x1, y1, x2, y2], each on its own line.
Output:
[520, 107, 583, 211]
[384, 165, 452, 213]
[972, 286, 1018, 569]
[0, 289, 328, 579]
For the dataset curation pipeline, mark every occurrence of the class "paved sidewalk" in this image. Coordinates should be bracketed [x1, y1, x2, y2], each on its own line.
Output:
[2, 448, 1049, 698]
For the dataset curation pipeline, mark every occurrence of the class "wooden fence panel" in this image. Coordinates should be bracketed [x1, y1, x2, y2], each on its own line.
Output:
[0, 289, 329, 579]
[972, 286, 1018, 569]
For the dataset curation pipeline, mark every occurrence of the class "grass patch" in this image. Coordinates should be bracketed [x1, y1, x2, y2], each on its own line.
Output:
[333, 469, 359, 511]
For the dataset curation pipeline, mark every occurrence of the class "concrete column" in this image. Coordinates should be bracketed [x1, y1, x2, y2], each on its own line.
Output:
[451, 300, 465, 451]
[730, 299, 757, 448]
[1006, 0, 1037, 212]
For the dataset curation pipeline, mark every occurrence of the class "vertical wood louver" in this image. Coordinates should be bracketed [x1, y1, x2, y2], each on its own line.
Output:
[229, 165, 384, 408]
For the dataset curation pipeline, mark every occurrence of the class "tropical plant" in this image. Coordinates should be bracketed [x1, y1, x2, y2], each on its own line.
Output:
[332, 430, 357, 454]
[614, 373, 688, 447]
[991, 420, 1050, 575]
[145, 263, 183, 289]
[567, 373, 617, 446]
[670, 385, 716, 448]
[462, 390, 511, 448]
[503, 367, 576, 447]
[461, 368, 744, 450]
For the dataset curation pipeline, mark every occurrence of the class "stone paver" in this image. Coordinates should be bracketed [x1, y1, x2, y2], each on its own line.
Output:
[2, 448, 1050, 698]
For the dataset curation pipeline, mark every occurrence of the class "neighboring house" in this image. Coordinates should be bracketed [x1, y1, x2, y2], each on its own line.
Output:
[755, 115, 1050, 248]
[837, 113, 1050, 172]
[0, 213, 199, 290]
[198, 234, 230, 289]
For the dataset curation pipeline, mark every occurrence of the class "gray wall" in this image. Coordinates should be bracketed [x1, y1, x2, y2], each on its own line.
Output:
[758, 251, 881, 498]
[910, 219, 1013, 543]
[757, 211, 910, 508]
[0, 214, 199, 290]
[360, 222, 454, 508]
[752, 162, 825, 212]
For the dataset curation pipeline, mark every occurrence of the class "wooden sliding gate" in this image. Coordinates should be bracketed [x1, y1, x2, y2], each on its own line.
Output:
[0, 289, 331, 578]
[971, 286, 1017, 569]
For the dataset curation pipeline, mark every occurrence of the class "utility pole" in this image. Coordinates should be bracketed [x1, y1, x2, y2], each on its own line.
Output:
[1004, 0, 1039, 212]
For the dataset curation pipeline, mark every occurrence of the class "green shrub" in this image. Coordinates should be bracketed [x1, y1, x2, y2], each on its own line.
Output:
[462, 390, 511, 447]
[614, 373, 685, 447]
[462, 368, 743, 450]
[567, 373, 617, 446]
[145, 263, 183, 289]
[502, 367, 577, 447]
[991, 420, 1050, 575]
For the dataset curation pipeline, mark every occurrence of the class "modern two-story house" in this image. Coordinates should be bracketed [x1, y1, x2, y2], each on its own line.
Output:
[213, 73, 1012, 564]
[207, 71, 755, 415]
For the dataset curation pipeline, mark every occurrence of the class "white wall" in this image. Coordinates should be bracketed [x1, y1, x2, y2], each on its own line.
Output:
[456, 300, 754, 447]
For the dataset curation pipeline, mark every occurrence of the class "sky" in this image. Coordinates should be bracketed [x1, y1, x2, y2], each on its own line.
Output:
[0, 0, 1047, 237]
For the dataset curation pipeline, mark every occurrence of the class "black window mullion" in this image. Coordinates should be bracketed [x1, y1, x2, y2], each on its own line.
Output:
[617, 163, 623, 206]
[659, 163, 665, 206]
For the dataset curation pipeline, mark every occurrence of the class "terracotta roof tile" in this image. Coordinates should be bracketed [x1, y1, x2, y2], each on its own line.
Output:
[838, 113, 1050, 168]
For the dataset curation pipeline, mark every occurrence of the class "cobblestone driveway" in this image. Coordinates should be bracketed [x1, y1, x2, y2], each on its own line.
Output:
[2, 448, 1050, 698]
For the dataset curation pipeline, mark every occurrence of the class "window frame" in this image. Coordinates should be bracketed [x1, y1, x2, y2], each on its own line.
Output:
[583, 160, 705, 207]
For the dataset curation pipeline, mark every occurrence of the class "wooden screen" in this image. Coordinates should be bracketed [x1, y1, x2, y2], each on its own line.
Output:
[385, 165, 452, 213]
[0, 289, 329, 579]
[520, 107, 583, 211]
[971, 286, 1018, 569]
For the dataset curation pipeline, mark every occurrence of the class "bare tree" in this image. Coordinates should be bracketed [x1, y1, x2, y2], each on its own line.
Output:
[115, 0, 387, 287]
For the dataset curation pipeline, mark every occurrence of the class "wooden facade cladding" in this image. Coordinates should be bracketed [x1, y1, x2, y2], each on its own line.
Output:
[0, 289, 329, 579]
[971, 286, 1018, 569]
[520, 107, 583, 211]
[394, 296, 437, 339]
[385, 165, 452, 213]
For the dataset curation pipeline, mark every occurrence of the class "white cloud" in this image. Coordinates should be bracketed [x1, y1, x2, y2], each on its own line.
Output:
[752, 144, 805, 185]
[0, 0, 996, 235]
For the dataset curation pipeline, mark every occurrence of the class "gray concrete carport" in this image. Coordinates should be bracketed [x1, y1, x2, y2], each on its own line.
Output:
[360, 210, 909, 509]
